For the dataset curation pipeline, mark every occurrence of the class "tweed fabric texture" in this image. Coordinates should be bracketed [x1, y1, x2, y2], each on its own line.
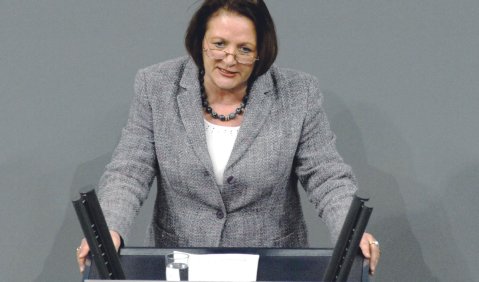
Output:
[98, 56, 358, 248]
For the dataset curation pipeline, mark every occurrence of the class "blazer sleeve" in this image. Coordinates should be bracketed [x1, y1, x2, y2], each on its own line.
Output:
[97, 69, 158, 241]
[294, 76, 358, 243]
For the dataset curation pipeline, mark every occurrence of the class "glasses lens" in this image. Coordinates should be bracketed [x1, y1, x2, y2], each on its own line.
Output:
[207, 50, 225, 60]
[236, 55, 255, 65]
[205, 48, 257, 65]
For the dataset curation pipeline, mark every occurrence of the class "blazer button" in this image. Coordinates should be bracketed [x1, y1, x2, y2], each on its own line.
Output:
[226, 176, 234, 184]
[203, 170, 209, 176]
[216, 210, 224, 219]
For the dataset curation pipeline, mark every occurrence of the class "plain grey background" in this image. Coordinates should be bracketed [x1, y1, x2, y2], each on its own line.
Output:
[1, 0, 478, 281]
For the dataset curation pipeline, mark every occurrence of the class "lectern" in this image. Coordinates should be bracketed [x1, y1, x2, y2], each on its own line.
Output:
[74, 188, 372, 282]
[83, 247, 369, 281]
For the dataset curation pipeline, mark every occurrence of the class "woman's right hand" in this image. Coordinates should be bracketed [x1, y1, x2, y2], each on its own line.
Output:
[76, 230, 122, 273]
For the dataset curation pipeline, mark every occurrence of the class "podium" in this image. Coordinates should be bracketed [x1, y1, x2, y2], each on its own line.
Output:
[83, 247, 369, 282]
[74, 189, 372, 281]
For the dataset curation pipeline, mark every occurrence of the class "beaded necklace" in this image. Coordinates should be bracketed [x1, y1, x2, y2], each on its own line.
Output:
[199, 70, 250, 122]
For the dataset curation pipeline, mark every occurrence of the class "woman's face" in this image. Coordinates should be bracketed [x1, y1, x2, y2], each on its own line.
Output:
[202, 10, 257, 94]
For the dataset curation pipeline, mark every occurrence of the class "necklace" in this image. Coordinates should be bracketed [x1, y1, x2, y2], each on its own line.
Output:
[199, 70, 249, 122]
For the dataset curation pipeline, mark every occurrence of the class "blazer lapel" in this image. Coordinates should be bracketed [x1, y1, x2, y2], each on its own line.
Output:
[226, 72, 274, 169]
[177, 60, 215, 175]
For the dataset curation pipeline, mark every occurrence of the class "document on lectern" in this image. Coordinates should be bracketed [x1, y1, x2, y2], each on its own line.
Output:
[180, 252, 260, 281]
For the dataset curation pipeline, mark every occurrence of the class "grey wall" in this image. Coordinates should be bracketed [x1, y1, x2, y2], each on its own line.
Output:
[1, 1, 478, 281]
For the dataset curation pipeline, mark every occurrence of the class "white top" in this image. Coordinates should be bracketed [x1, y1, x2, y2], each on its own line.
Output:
[204, 119, 240, 185]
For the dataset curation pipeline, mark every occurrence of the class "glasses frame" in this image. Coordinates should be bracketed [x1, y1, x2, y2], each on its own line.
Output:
[203, 43, 259, 65]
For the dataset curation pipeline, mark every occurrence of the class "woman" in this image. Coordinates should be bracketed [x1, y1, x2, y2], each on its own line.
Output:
[77, 0, 380, 275]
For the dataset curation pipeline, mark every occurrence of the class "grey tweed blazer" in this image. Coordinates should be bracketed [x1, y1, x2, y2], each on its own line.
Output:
[98, 56, 357, 248]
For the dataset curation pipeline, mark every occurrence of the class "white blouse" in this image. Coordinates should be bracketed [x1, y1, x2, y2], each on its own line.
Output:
[204, 119, 240, 185]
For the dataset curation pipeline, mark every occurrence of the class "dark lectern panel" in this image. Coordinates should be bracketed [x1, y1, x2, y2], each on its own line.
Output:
[258, 256, 325, 281]
[84, 247, 368, 281]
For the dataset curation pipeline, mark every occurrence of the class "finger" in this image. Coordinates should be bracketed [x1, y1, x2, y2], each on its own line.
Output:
[369, 242, 381, 275]
[359, 235, 371, 258]
[77, 239, 90, 273]
[109, 230, 122, 251]
[76, 241, 85, 273]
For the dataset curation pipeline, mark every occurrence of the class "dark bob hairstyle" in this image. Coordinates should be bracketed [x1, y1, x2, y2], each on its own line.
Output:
[185, 0, 278, 81]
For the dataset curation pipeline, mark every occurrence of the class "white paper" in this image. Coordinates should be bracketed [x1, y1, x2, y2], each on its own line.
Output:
[176, 252, 259, 282]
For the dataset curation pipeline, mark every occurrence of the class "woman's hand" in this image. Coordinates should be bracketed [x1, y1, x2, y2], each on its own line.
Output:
[359, 232, 380, 275]
[76, 230, 122, 273]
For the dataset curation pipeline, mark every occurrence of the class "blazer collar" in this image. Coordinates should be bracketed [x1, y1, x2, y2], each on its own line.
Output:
[179, 58, 201, 92]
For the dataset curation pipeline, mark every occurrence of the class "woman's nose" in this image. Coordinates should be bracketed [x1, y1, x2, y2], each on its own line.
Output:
[222, 50, 237, 66]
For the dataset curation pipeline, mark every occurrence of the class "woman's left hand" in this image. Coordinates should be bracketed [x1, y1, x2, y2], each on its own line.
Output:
[359, 232, 380, 275]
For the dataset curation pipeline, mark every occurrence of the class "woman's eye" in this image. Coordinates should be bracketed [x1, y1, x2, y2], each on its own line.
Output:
[239, 47, 252, 54]
[213, 42, 224, 48]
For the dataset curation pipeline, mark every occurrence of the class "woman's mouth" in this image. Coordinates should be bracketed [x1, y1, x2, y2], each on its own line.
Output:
[218, 67, 237, 77]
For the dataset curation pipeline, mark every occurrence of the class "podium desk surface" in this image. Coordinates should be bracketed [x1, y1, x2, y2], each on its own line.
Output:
[84, 247, 369, 282]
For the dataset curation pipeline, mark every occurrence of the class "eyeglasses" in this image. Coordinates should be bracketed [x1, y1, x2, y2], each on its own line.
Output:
[203, 44, 259, 65]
